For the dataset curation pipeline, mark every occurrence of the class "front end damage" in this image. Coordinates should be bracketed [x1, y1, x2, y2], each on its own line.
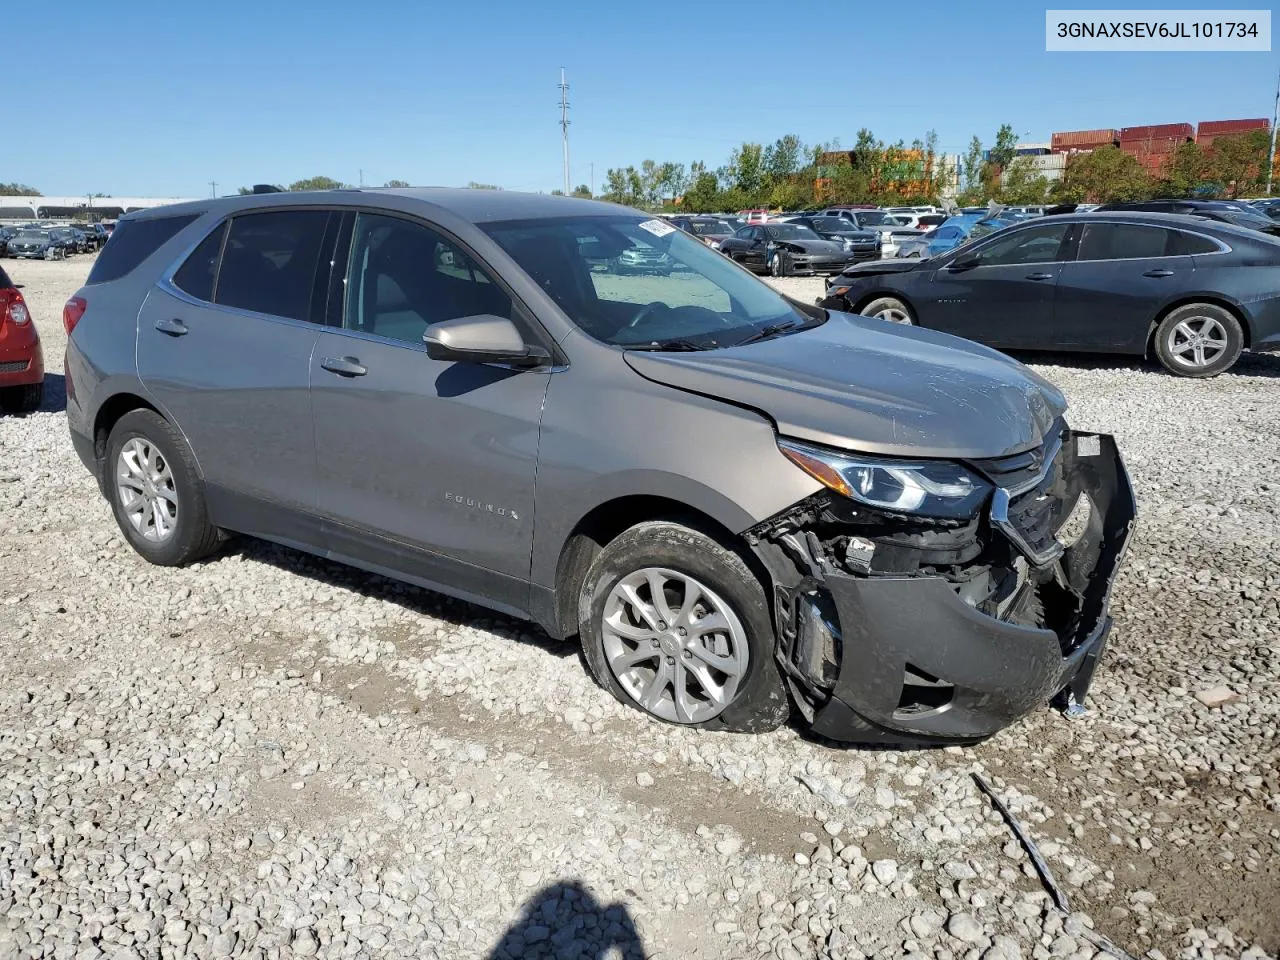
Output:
[746, 428, 1137, 745]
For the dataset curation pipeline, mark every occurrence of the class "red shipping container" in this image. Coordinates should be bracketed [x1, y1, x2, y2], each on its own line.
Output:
[1197, 118, 1268, 137]
[1051, 128, 1119, 150]
[1120, 123, 1194, 142]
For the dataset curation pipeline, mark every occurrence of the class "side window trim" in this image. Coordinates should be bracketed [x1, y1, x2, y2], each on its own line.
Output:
[330, 207, 562, 361]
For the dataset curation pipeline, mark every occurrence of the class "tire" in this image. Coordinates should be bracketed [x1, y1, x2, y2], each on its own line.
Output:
[1152, 303, 1243, 378]
[578, 520, 789, 734]
[860, 295, 914, 325]
[105, 409, 221, 566]
[0, 382, 42, 414]
[769, 252, 789, 277]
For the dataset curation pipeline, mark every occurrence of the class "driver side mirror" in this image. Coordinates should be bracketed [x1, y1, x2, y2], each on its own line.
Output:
[423, 315, 549, 367]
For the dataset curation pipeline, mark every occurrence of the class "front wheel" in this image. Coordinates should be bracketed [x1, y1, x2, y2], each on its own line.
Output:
[860, 296, 914, 325]
[106, 409, 222, 566]
[1153, 303, 1243, 378]
[579, 521, 789, 733]
[769, 252, 789, 277]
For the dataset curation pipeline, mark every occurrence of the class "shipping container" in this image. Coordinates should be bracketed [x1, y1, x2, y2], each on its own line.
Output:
[1120, 123, 1194, 142]
[1051, 129, 1119, 150]
[1028, 154, 1068, 171]
[1015, 142, 1051, 155]
[1197, 118, 1269, 137]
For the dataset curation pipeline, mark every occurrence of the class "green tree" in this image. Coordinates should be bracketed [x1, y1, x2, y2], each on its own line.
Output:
[726, 143, 765, 199]
[466, 181, 501, 190]
[383, 179, 411, 188]
[601, 168, 628, 204]
[289, 175, 346, 191]
[989, 124, 1018, 169]
[550, 189, 565, 196]
[961, 136, 984, 196]
[998, 157, 1050, 204]
[763, 134, 803, 183]
[1162, 142, 1213, 197]
[1055, 146, 1152, 202]
[682, 171, 721, 212]
[0, 182, 42, 195]
[1210, 130, 1270, 197]
[571, 184, 592, 198]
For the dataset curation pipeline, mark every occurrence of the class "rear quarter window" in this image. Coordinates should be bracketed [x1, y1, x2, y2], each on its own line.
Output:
[86, 214, 201, 285]
[1169, 231, 1223, 255]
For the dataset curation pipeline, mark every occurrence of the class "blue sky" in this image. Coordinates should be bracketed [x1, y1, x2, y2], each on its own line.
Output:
[8, 0, 1277, 198]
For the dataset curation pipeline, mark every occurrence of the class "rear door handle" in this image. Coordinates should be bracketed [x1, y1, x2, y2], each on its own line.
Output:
[1143, 269, 1175, 278]
[1024, 272, 1055, 281]
[320, 356, 368, 377]
[154, 318, 188, 337]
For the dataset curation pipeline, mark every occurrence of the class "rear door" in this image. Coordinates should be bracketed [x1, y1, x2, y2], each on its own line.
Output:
[1052, 222, 1192, 351]
[136, 208, 336, 540]
[309, 212, 549, 613]
[923, 221, 1072, 346]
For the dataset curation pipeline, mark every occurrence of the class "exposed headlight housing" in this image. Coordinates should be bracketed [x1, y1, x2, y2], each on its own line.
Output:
[778, 438, 992, 519]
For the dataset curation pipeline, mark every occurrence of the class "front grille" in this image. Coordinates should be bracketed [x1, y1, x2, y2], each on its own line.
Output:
[0, 360, 31, 373]
[974, 424, 1070, 565]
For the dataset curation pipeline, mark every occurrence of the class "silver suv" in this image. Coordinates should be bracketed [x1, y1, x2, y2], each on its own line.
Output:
[65, 189, 1136, 745]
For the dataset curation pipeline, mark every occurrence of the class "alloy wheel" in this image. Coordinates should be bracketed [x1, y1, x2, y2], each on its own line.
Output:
[873, 306, 911, 324]
[1167, 316, 1228, 369]
[601, 567, 749, 724]
[115, 437, 179, 543]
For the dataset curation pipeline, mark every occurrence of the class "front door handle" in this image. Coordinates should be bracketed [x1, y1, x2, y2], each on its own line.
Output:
[320, 356, 368, 377]
[1143, 268, 1175, 278]
[154, 318, 188, 337]
[1025, 272, 1055, 281]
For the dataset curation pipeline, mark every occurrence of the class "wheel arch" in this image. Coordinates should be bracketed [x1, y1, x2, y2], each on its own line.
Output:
[851, 289, 917, 319]
[1146, 295, 1252, 356]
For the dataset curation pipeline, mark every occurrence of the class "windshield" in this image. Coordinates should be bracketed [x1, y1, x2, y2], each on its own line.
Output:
[853, 211, 893, 226]
[688, 220, 731, 236]
[764, 223, 820, 242]
[16, 231, 47, 240]
[484, 215, 816, 349]
[811, 217, 859, 234]
[1218, 208, 1275, 229]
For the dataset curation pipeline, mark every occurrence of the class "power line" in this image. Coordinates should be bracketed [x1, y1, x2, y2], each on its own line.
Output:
[558, 68, 571, 195]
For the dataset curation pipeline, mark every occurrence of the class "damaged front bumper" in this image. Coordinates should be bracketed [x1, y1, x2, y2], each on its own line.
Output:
[751, 430, 1137, 746]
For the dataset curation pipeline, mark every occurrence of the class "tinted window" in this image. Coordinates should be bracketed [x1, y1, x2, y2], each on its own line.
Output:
[86, 214, 200, 284]
[1169, 230, 1222, 255]
[765, 224, 820, 241]
[215, 210, 330, 321]
[172, 222, 226, 302]
[975, 223, 1069, 265]
[1077, 223, 1174, 261]
[344, 213, 512, 346]
[734, 227, 753, 239]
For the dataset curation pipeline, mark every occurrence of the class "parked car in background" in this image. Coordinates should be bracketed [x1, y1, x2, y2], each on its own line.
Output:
[1249, 198, 1280, 219]
[669, 216, 736, 249]
[79, 223, 108, 250]
[720, 221, 863, 275]
[918, 214, 1018, 257]
[68, 227, 91, 253]
[49, 228, 81, 255]
[788, 216, 881, 262]
[887, 213, 949, 231]
[64, 188, 1135, 744]
[7, 229, 65, 260]
[820, 211, 1280, 377]
[737, 208, 771, 224]
[1095, 199, 1280, 237]
[894, 232, 934, 258]
[0, 227, 13, 257]
[818, 207, 923, 257]
[0, 263, 44, 412]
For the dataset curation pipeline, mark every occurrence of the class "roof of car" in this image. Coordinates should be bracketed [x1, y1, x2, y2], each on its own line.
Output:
[1022, 210, 1280, 243]
[122, 187, 639, 224]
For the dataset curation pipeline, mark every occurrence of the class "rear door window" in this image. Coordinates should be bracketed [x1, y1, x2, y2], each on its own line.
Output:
[1077, 223, 1176, 260]
[172, 223, 227, 302]
[86, 214, 200, 284]
[214, 210, 332, 322]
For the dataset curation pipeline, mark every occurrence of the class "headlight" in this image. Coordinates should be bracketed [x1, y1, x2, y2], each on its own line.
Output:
[778, 438, 992, 519]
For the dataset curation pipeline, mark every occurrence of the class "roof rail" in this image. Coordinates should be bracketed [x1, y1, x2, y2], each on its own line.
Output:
[251, 184, 284, 194]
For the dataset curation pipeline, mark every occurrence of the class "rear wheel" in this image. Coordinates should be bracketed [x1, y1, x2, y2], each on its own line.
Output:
[0, 382, 42, 414]
[105, 409, 222, 566]
[579, 521, 789, 733]
[1153, 303, 1243, 378]
[860, 296, 914, 325]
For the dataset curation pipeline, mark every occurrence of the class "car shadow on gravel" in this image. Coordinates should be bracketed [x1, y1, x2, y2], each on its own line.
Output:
[1006, 349, 1280, 378]
[487, 881, 646, 960]
[41, 373, 67, 412]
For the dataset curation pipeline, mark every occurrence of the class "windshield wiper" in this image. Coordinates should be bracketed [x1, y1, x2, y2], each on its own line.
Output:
[623, 338, 711, 352]
[733, 319, 807, 346]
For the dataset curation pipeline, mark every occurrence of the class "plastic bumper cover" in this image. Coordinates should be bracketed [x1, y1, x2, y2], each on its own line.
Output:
[810, 433, 1137, 745]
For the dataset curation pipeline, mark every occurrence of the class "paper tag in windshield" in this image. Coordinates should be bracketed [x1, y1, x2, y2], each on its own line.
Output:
[638, 219, 676, 238]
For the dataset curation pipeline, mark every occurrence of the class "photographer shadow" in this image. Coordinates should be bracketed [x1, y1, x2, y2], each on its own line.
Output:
[488, 881, 647, 960]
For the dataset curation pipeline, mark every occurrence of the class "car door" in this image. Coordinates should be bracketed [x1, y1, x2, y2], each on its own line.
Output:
[136, 208, 336, 542]
[722, 226, 752, 262]
[1053, 222, 1193, 351]
[309, 211, 551, 614]
[922, 221, 1073, 346]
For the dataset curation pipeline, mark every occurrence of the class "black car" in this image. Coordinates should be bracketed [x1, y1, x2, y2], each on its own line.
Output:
[0, 226, 13, 257]
[77, 223, 108, 251]
[669, 216, 736, 249]
[1095, 199, 1280, 237]
[789, 216, 881, 262]
[48, 228, 80, 255]
[720, 222, 862, 276]
[818, 212, 1280, 377]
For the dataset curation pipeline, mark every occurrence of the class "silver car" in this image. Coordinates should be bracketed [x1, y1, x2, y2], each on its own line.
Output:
[65, 189, 1136, 745]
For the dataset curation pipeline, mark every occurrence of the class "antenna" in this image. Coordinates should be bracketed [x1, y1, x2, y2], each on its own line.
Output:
[558, 68, 571, 195]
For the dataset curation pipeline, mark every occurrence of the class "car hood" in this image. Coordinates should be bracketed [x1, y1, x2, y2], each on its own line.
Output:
[623, 313, 1066, 459]
[825, 231, 879, 243]
[784, 238, 848, 255]
[833, 259, 922, 279]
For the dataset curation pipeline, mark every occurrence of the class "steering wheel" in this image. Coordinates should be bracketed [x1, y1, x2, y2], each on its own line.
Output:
[627, 301, 669, 329]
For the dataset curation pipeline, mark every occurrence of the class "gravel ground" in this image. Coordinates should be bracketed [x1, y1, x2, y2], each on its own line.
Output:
[2, 257, 1277, 960]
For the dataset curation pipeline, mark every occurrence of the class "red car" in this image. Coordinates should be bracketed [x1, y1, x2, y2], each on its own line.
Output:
[0, 264, 44, 413]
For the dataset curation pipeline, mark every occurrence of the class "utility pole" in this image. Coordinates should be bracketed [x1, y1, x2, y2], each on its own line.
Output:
[209, 180, 217, 198]
[359, 169, 364, 187]
[1268, 66, 1280, 195]
[558, 68, 571, 195]
[590, 162, 594, 197]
